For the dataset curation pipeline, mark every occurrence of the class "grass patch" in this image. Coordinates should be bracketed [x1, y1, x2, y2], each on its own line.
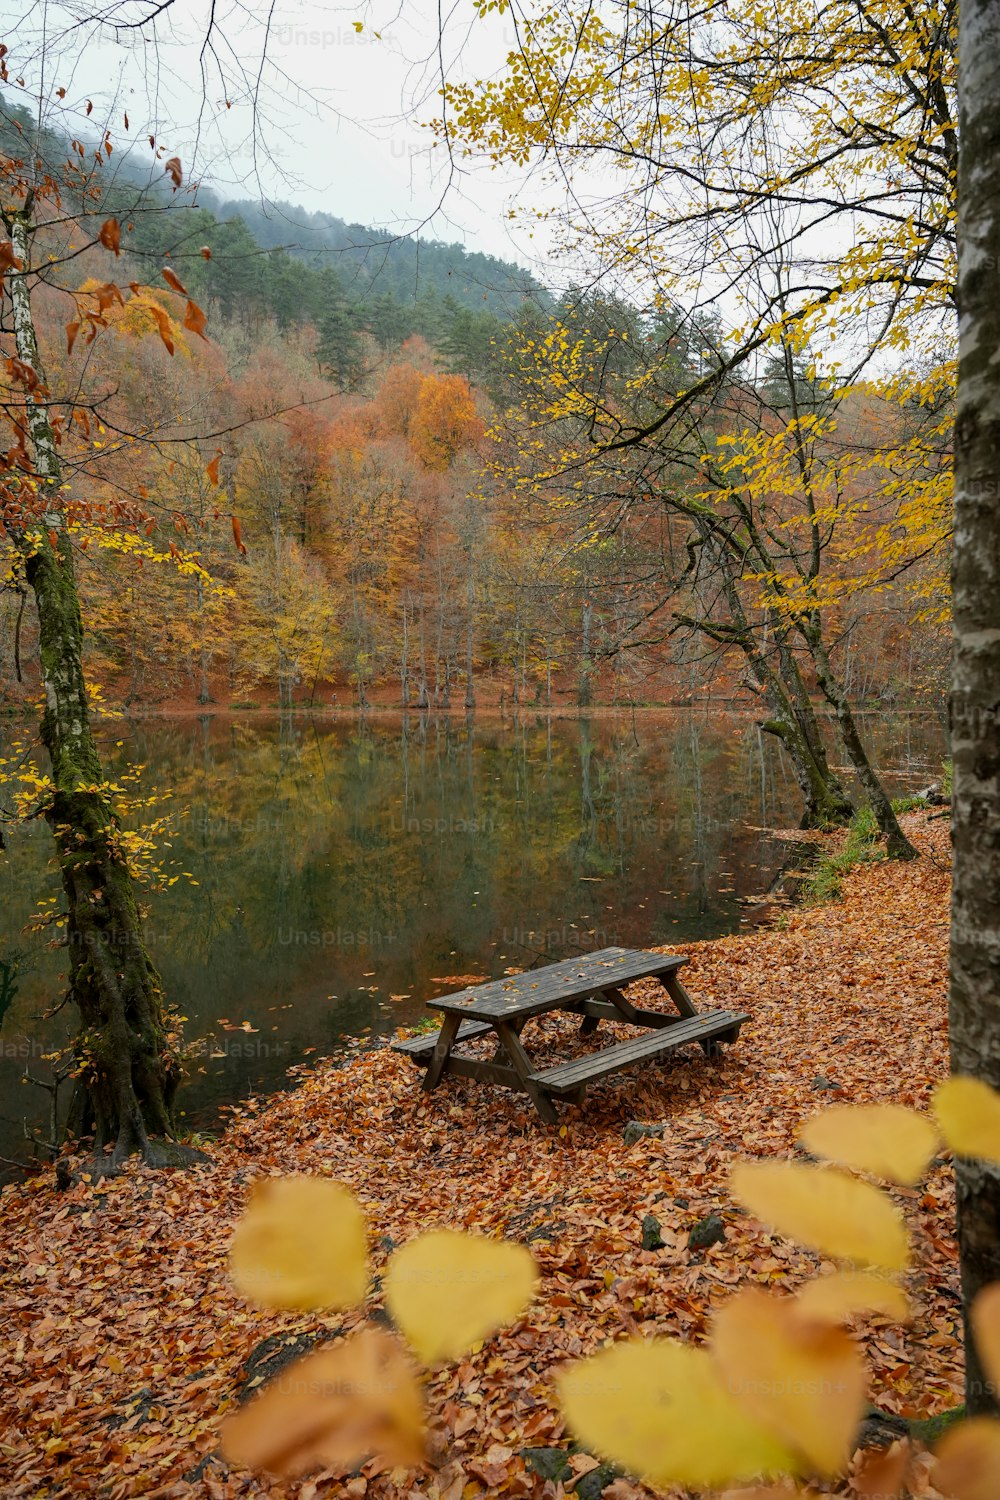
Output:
[891, 794, 929, 814]
[803, 806, 883, 904]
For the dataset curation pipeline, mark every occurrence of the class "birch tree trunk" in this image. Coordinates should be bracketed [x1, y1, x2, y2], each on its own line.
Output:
[5, 200, 201, 1174]
[951, 0, 1000, 1417]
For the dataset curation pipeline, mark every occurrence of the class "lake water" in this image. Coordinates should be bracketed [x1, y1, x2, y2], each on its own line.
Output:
[0, 709, 945, 1165]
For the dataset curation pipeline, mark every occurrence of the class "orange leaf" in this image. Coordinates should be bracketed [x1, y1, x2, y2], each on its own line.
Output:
[712, 1289, 867, 1475]
[200, 245, 212, 259]
[855, 1441, 911, 1499]
[162, 266, 187, 295]
[0, 240, 22, 274]
[232, 515, 247, 555]
[95, 282, 124, 314]
[183, 299, 208, 339]
[220, 1327, 424, 1478]
[164, 155, 182, 188]
[47, 529, 59, 549]
[66, 321, 81, 355]
[7, 357, 39, 391]
[206, 453, 221, 486]
[145, 301, 175, 356]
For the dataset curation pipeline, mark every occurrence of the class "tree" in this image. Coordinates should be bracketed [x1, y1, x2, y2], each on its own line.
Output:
[950, 0, 1000, 1418]
[441, 0, 956, 837]
[1, 179, 205, 1171]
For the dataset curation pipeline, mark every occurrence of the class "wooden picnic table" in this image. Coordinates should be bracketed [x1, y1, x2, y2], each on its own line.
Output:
[391, 946, 748, 1123]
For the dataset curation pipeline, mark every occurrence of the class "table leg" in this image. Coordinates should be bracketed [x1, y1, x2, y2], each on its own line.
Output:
[600, 984, 641, 1022]
[658, 972, 699, 1019]
[494, 1021, 559, 1125]
[422, 1014, 460, 1092]
[492, 1015, 527, 1063]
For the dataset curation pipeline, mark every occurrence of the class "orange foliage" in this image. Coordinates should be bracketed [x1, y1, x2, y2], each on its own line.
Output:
[409, 373, 483, 470]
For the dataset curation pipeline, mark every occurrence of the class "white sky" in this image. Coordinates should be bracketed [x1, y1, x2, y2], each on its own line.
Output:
[5, 0, 556, 273]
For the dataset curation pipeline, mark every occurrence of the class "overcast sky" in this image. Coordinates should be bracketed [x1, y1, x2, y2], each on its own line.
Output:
[5, 0, 555, 273]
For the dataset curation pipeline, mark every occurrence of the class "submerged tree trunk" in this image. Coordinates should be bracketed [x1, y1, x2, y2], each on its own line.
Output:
[951, 0, 1000, 1417]
[6, 201, 200, 1173]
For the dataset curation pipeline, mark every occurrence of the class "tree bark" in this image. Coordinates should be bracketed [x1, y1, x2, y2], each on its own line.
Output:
[5, 201, 201, 1174]
[806, 627, 919, 859]
[951, 0, 1000, 1417]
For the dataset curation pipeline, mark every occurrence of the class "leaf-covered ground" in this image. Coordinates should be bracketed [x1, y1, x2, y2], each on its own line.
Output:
[0, 812, 958, 1499]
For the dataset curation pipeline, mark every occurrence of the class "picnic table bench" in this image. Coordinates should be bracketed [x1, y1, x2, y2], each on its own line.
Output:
[392, 946, 748, 1123]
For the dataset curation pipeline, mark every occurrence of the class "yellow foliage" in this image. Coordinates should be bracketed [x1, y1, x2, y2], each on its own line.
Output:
[556, 1337, 797, 1488]
[730, 1160, 909, 1269]
[229, 1176, 369, 1311]
[934, 1076, 1000, 1163]
[384, 1228, 538, 1362]
[798, 1103, 939, 1186]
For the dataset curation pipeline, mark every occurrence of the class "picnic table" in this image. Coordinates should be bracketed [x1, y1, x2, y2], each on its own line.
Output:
[391, 946, 748, 1123]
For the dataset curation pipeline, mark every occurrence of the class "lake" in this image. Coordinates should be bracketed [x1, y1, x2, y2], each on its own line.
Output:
[0, 708, 946, 1167]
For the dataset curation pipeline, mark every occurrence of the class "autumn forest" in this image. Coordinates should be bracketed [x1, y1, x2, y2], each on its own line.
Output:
[2, 1, 1000, 1497]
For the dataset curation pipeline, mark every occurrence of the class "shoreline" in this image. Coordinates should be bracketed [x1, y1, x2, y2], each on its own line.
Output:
[0, 811, 958, 1498]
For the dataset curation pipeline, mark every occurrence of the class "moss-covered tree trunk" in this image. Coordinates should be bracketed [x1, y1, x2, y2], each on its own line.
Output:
[6, 202, 199, 1173]
[951, 0, 1000, 1418]
[803, 625, 918, 860]
[679, 532, 853, 827]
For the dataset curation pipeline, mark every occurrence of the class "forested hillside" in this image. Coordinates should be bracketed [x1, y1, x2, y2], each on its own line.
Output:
[0, 95, 949, 721]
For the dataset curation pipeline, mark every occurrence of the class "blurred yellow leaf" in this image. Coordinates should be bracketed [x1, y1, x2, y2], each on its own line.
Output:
[230, 1176, 368, 1311]
[712, 1289, 867, 1475]
[731, 1161, 909, 1269]
[556, 1337, 798, 1488]
[798, 1104, 938, 1186]
[934, 1077, 1000, 1163]
[384, 1229, 537, 1363]
[221, 1327, 424, 1477]
[795, 1271, 910, 1325]
[972, 1283, 1000, 1392]
[934, 1416, 1000, 1500]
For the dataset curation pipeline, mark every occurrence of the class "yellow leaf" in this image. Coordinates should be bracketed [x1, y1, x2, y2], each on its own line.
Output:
[384, 1229, 537, 1363]
[229, 1176, 368, 1311]
[557, 1338, 797, 1488]
[730, 1161, 909, 1269]
[934, 1417, 1000, 1500]
[798, 1105, 938, 1185]
[712, 1289, 867, 1475]
[934, 1077, 1000, 1163]
[221, 1327, 424, 1477]
[972, 1283, 1000, 1393]
[795, 1271, 910, 1325]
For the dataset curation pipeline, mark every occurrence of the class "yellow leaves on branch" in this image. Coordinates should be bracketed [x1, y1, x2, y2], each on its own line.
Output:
[713, 1289, 867, 1474]
[223, 1084, 1000, 1490]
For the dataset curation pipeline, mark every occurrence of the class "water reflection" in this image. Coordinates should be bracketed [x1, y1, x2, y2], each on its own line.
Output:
[0, 709, 945, 1161]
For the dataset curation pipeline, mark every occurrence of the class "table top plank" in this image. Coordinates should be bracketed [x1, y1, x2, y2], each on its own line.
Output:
[428, 947, 686, 1021]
